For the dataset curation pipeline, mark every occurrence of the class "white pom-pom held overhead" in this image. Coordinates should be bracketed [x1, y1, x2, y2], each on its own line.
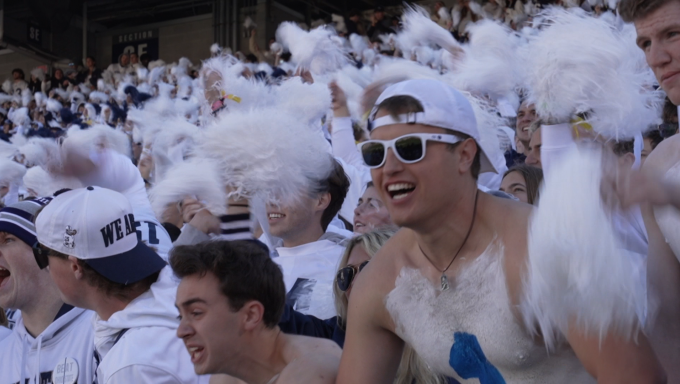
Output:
[149, 158, 227, 219]
[399, 5, 463, 58]
[275, 22, 349, 75]
[198, 105, 334, 206]
[522, 7, 662, 139]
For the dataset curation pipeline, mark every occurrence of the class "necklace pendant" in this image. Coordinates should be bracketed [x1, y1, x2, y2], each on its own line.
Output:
[440, 274, 450, 291]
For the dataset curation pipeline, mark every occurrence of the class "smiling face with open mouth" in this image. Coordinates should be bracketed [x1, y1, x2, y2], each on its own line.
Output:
[0, 232, 44, 310]
[369, 118, 475, 229]
[515, 102, 537, 143]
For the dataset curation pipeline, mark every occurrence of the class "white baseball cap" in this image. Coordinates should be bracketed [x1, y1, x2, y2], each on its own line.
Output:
[368, 79, 497, 174]
[36, 186, 166, 285]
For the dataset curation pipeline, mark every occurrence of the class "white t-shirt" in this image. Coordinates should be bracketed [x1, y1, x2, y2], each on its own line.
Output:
[272, 237, 348, 319]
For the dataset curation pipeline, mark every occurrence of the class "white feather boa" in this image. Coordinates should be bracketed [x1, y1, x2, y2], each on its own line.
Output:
[523, 145, 646, 349]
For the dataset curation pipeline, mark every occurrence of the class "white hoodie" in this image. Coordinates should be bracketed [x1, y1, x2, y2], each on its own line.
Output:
[0, 306, 96, 384]
[93, 266, 208, 384]
[0, 326, 11, 342]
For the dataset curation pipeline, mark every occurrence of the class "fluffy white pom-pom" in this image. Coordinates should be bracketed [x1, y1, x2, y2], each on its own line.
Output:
[449, 19, 521, 102]
[17, 138, 62, 170]
[62, 124, 131, 160]
[522, 8, 662, 139]
[276, 22, 349, 75]
[198, 106, 334, 204]
[0, 159, 26, 188]
[399, 5, 462, 57]
[23, 166, 82, 197]
[149, 158, 227, 219]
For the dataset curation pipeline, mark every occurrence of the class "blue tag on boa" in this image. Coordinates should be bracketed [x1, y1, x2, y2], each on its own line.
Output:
[449, 332, 506, 384]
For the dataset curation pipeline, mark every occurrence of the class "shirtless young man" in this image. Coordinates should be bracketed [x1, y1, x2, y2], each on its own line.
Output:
[336, 79, 666, 383]
[620, 0, 680, 379]
[171, 239, 341, 384]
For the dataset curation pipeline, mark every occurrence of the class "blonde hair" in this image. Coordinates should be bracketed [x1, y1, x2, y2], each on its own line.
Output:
[332, 228, 448, 384]
[333, 227, 396, 327]
[395, 347, 448, 384]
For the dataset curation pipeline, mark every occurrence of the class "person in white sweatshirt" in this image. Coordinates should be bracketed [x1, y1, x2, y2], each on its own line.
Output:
[180, 159, 352, 320]
[35, 186, 207, 383]
[0, 197, 96, 384]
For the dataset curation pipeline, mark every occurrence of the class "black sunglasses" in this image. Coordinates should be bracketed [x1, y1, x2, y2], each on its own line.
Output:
[336, 260, 369, 292]
[32, 242, 49, 270]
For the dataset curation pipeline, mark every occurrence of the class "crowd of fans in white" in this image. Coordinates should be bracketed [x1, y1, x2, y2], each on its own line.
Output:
[0, 0, 679, 383]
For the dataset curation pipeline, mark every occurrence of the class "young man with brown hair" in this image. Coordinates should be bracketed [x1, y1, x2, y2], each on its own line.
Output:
[336, 79, 665, 384]
[171, 240, 341, 384]
[35, 186, 207, 383]
[619, 1, 680, 381]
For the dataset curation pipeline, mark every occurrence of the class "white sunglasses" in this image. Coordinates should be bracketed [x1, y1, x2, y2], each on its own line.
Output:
[357, 133, 462, 169]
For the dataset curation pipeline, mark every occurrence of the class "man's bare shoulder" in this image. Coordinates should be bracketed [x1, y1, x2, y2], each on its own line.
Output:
[486, 194, 532, 244]
[357, 228, 417, 294]
[646, 134, 680, 170]
[277, 336, 341, 384]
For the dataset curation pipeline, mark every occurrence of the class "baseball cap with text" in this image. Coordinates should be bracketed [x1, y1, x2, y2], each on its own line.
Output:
[35, 186, 166, 285]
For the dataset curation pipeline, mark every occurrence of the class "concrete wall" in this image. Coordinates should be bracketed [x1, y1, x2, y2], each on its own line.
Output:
[159, 15, 213, 65]
[0, 51, 49, 84]
[95, 15, 213, 68]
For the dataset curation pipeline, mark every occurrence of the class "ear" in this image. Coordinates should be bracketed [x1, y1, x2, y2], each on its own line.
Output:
[315, 191, 331, 213]
[457, 138, 478, 174]
[68, 256, 85, 280]
[241, 300, 265, 332]
[619, 152, 635, 169]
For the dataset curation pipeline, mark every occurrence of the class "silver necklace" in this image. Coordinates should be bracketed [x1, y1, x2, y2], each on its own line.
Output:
[418, 190, 479, 291]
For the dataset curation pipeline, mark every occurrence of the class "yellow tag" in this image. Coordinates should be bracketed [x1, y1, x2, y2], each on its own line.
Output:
[226, 94, 242, 103]
[220, 90, 226, 97]
[570, 117, 592, 139]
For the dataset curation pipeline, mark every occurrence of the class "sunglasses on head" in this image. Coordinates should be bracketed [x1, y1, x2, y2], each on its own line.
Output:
[357, 133, 462, 169]
[336, 260, 369, 292]
[32, 242, 49, 270]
